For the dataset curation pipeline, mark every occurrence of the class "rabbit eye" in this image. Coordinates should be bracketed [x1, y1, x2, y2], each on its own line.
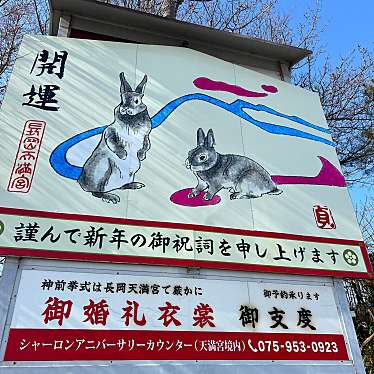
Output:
[134, 98, 139, 105]
[199, 155, 207, 161]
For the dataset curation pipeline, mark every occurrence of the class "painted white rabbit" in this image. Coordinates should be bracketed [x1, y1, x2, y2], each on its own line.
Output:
[186, 128, 282, 200]
[78, 73, 151, 203]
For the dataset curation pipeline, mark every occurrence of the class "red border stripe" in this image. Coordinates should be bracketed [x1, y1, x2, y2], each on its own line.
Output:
[0, 206, 372, 278]
[5, 328, 349, 361]
[0, 247, 371, 278]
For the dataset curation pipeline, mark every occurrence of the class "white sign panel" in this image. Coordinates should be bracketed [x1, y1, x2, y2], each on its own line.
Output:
[5, 269, 349, 361]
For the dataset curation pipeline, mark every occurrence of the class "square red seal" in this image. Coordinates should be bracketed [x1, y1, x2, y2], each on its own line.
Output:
[313, 205, 336, 229]
[7, 120, 46, 193]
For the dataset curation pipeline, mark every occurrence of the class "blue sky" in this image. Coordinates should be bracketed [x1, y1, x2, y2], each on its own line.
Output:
[317, 0, 373, 206]
[317, 0, 373, 57]
[318, 0, 373, 206]
[278, 0, 373, 56]
[280, 0, 373, 207]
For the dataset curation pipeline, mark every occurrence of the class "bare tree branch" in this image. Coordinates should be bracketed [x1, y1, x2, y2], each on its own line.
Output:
[0, 0, 49, 104]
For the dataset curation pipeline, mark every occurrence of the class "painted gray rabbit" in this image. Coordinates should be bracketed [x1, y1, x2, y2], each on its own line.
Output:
[78, 73, 152, 204]
[186, 128, 282, 200]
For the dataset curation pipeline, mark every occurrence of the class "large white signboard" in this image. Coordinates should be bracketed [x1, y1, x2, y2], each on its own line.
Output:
[5, 269, 349, 361]
[0, 35, 371, 277]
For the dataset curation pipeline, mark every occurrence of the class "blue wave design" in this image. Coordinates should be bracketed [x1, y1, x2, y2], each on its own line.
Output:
[50, 126, 106, 180]
[152, 94, 332, 143]
[50, 93, 333, 180]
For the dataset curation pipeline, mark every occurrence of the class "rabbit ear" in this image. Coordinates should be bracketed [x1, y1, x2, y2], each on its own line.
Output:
[120, 72, 133, 94]
[205, 129, 215, 148]
[135, 74, 147, 94]
[197, 128, 205, 145]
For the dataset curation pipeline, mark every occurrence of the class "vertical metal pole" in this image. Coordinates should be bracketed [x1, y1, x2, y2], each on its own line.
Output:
[334, 279, 366, 374]
[279, 62, 291, 82]
[0, 257, 20, 359]
[57, 15, 72, 37]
